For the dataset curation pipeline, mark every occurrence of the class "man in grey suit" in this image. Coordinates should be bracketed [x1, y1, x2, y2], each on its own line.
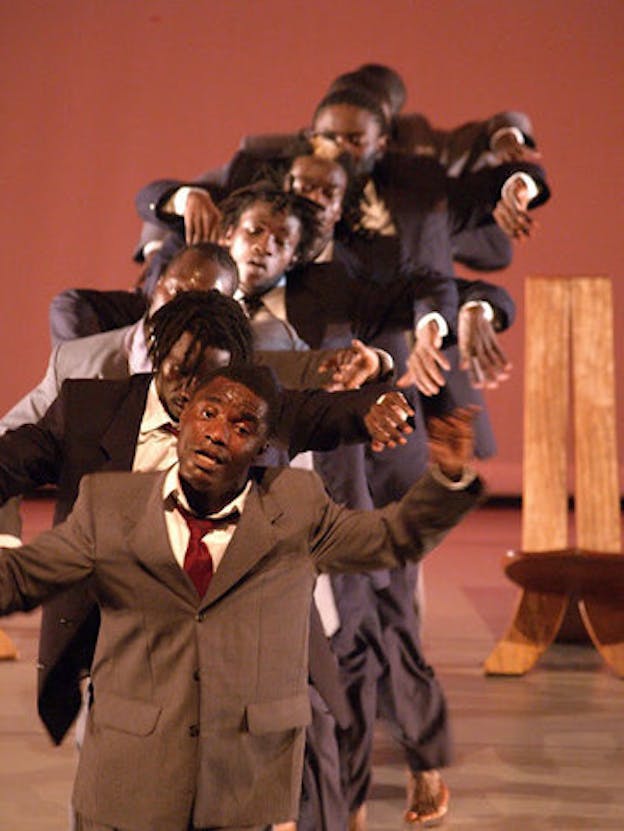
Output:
[0, 362, 483, 831]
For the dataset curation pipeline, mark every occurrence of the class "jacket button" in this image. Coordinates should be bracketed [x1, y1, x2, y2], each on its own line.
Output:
[193, 670, 200, 682]
[188, 724, 200, 737]
[59, 617, 73, 627]
[195, 612, 204, 622]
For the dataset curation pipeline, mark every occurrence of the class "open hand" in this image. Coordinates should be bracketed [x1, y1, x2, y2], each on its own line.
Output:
[184, 190, 222, 244]
[458, 305, 512, 389]
[398, 319, 450, 395]
[364, 391, 415, 452]
[319, 339, 380, 391]
[427, 406, 479, 480]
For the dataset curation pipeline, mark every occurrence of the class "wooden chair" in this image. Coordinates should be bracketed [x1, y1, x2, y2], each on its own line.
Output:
[484, 276, 624, 677]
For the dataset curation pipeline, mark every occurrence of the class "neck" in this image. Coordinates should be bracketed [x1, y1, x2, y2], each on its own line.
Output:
[180, 476, 247, 517]
[310, 232, 334, 261]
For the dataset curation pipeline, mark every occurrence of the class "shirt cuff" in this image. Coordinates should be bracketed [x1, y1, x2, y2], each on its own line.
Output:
[430, 464, 478, 491]
[374, 349, 394, 380]
[490, 126, 525, 151]
[142, 240, 164, 259]
[502, 172, 539, 207]
[415, 312, 449, 339]
[461, 300, 494, 322]
[0, 534, 22, 548]
[163, 186, 207, 216]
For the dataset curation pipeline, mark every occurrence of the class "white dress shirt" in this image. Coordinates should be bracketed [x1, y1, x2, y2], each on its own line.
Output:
[162, 463, 250, 572]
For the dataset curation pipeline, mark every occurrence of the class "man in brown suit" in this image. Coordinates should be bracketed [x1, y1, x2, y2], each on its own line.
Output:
[0, 364, 483, 831]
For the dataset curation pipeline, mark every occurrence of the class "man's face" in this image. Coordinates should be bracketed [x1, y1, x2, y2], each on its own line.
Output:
[311, 104, 387, 175]
[149, 252, 238, 317]
[177, 376, 269, 500]
[287, 156, 346, 238]
[155, 331, 231, 421]
[223, 202, 302, 296]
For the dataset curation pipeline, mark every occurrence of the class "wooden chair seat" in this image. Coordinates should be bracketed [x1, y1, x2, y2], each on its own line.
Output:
[504, 548, 624, 600]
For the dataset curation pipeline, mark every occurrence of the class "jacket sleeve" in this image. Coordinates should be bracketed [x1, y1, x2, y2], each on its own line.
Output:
[0, 475, 96, 615]
[0, 390, 67, 505]
[0, 344, 65, 434]
[446, 162, 550, 235]
[134, 176, 228, 230]
[275, 383, 391, 456]
[309, 468, 485, 573]
[255, 348, 356, 390]
[455, 277, 517, 330]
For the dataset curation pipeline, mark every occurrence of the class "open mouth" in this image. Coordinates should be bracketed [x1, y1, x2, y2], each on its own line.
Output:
[247, 259, 267, 271]
[171, 397, 188, 413]
[194, 448, 227, 468]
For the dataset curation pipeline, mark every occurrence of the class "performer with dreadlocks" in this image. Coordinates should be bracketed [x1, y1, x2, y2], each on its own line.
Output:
[0, 283, 407, 745]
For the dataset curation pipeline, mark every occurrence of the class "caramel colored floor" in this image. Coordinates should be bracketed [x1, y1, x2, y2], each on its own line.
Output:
[1, 496, 623, 831]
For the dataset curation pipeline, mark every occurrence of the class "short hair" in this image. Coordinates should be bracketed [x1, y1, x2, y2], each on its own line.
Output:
[312, 88, 389, 135]
[148, 289, 253, 371]
[219, 184, 322, 266]
[165, 241, 238, 289]
[284, 151, 357, 224]
[352, 64, 407, 115]
[191, 363, 281, 436]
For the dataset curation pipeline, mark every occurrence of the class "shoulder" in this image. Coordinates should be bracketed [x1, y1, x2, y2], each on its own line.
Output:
[78, 468, 163, 501]
[53, 326, 133, 379]
[60, 373, 147, 404]
[253, 465, 327, 500]
[376, 152, 447, 189]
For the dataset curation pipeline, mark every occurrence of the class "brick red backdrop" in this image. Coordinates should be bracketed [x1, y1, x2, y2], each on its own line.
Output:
[1, 0, 622, 494]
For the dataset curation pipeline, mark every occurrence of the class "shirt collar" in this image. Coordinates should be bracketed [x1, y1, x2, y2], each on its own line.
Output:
[163, 462, 252, 519]
[234, 275, 286, 305]
[140, 378, 175, 435]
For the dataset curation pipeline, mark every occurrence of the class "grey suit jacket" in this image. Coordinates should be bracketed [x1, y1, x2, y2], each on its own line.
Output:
[0, 465, 483, 829]
[0, 325, 133, 434]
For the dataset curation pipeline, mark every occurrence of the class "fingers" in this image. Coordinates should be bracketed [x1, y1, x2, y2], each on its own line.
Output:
[365, 391, 415, 452]
[427, 405, 478, 477]
[320, 342, 379, 391]
[493, 199, 535, 240]
[400, 342, 450, 396]
[469, 334, 512, 389]
[184, 192, 221, 245]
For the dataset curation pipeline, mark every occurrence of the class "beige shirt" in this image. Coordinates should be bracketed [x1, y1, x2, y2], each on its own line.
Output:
[132, 380, 179, 472]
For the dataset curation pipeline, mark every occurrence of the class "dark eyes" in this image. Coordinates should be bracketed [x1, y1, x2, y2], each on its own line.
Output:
[244, 224, 290, 250]
[200, 409, 253, 437]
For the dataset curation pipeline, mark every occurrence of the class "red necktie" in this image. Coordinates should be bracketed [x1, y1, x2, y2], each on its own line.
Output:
[177, 505, 215, 597]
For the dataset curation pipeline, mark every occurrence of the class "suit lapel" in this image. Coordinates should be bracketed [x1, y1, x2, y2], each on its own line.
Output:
[123, 469, 286, 610]
[123, 471, 199, 607]
[201, 469, 284, 608]
[100, 375, 151, 468]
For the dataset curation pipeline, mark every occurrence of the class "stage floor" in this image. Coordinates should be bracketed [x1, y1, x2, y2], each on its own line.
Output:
[1, 496, 623, 830]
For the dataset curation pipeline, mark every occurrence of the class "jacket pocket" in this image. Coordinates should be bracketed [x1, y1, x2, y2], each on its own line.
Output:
[245, 692, 311, 735]
[93, 691, 161, 736]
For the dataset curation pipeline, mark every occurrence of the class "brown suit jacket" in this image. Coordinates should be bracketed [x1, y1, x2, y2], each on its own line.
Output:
[0, 464, 482, 830]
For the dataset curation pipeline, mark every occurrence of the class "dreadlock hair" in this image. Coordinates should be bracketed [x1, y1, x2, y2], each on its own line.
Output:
[312, 88, 389, 135]
[219, 184, 322, 266]
[148, 289, 253, 373]
[190, 363, 281, 437]
[166, 241, 238, 286]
